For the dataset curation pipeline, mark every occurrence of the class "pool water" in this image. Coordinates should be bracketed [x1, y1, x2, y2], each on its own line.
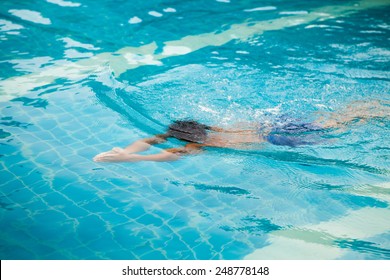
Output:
[1, 0, 390, 260]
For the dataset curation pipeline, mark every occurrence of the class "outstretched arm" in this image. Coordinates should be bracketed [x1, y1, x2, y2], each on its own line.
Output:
[94, 150, 180, 162]
[122, 134, 168, 153]
[93, 134, 169, 162]
[93, 143, 204, 163]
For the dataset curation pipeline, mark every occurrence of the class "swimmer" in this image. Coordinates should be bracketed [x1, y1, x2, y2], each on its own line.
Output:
[93, 100, 389, 163]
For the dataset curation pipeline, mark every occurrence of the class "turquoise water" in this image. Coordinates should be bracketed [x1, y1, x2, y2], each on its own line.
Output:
[1, 0, 390, 260]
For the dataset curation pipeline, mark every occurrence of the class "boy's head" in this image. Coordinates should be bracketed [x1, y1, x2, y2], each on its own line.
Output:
[167, 120, 210, 143]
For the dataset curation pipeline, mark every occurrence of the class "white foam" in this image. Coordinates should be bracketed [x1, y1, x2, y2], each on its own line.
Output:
[4, 32, 19, 36]
[199, 105, 218, 114]
[216, 0, 230, 3]
[0, 19, 24, 33]
[378, 24, 390, 30]
[163, 8, 176, 13]
[360, 30, 384, 34]
[211, 56, 228, 60]
[148, 11, 163, 17]
[64, 49, 93, 59]
[9, 56, 53, 73]
[128, 16, 142, 24]
[162, 46, 192, 56]
[312, 12, 331, 17]
[9, 9, 51, 25]
[46, 0, 81, 7]
[60, 37, 100, 50]
[244, 6, 277, 12]
[124, 53, 162, 66]
[305, 24, 330, 29]
[279, 11, 308, 15]
[264, 105, 281, 114]
[236, 50, 249, 54]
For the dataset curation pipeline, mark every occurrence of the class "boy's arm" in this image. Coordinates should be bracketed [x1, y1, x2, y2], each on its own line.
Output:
[123, 134, 168, 153]
[93, 143, 203, 163]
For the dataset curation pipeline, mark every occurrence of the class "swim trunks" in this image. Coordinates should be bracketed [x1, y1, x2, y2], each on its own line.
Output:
[264, 121, 324, 147]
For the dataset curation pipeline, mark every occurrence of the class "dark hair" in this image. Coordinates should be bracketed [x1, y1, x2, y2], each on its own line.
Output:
[167, 120, 211, 143]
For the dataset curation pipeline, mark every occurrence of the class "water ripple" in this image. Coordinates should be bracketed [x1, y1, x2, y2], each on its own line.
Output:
[170, 180, 256, 198]
[227, 149, 389, 175]
[336, 239, 390, 259]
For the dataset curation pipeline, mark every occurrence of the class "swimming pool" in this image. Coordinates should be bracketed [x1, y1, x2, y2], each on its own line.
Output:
[0, 0, 389, 260]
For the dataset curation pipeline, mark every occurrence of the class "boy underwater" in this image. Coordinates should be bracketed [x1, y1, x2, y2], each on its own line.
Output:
[93, 100, 389, 163]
